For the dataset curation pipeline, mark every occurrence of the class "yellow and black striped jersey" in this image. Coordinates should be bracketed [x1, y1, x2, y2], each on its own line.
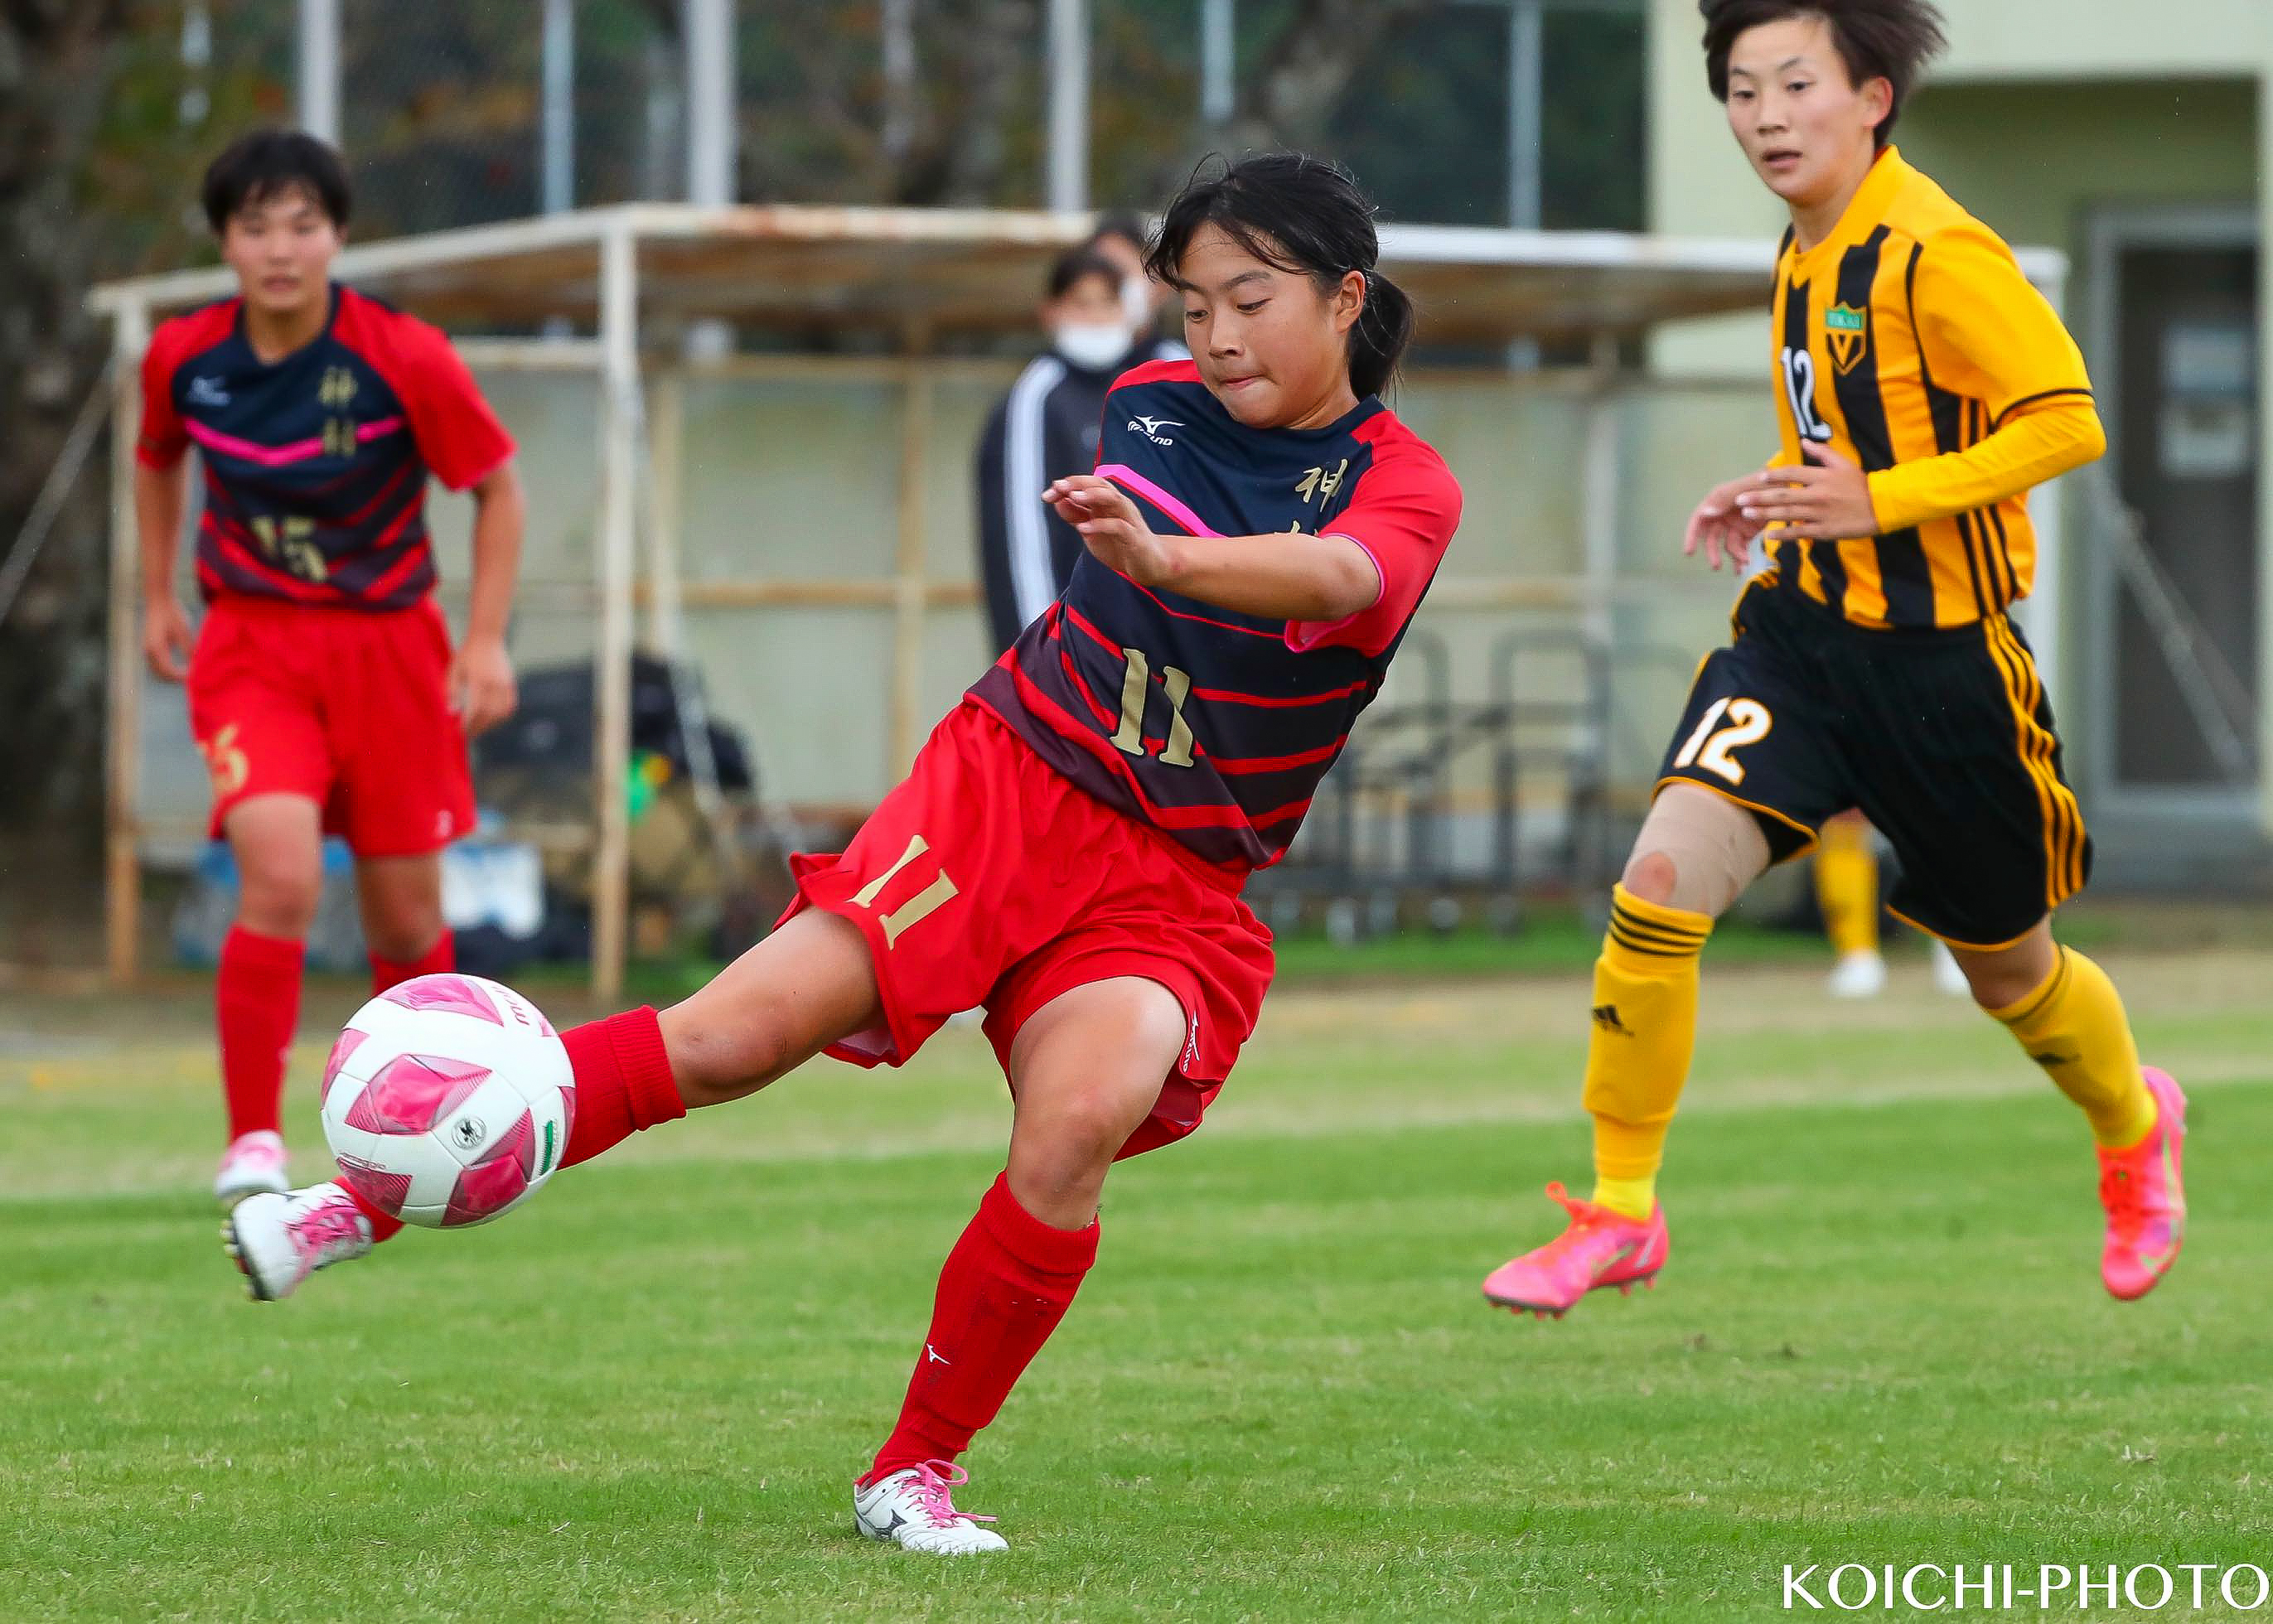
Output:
[1765, 147, 2099, 630]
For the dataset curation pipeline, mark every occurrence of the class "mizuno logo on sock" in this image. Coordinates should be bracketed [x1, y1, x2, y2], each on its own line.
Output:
[1593, 1004, 1632, 1037]
[2030, 1050, 2078, 1066]
[925, 1343, 951, 1366]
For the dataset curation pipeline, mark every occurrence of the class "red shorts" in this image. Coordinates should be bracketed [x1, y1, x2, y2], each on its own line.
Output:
[781, 702, 1275, 1159]
[186, 595, 475, 858]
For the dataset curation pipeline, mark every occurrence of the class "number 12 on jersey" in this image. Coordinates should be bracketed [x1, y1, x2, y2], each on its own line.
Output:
[1672, 696, 1773, 786]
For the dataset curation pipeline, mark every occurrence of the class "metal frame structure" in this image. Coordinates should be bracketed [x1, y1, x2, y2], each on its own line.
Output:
[82, 200, 2063, 997]
[2082, 199, 2261, 828]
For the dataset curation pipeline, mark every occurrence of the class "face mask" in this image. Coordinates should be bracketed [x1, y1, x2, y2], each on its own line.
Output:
[1120, 277, 1153, 329]
[1054, 321, 1136, 370]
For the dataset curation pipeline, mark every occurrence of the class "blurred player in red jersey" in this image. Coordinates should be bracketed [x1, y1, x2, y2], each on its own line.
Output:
[136, 130, 526, 1209]
[228, 153, 1462, 1554]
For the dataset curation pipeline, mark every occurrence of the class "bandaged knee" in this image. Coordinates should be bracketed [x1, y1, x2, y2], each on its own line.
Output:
[1623, 785, 1772, 919]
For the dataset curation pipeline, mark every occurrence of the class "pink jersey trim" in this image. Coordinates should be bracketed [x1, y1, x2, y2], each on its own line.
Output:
[1097, 463, 1222, 539]
[185, 413, 405, 469]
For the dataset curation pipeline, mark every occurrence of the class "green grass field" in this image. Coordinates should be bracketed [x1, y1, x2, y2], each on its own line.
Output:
[5, 948, 2270, 1621]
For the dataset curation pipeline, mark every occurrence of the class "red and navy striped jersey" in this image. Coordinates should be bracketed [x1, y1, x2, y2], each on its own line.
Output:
[968, 358, 1462, 872]
[138, 284, 515, 611]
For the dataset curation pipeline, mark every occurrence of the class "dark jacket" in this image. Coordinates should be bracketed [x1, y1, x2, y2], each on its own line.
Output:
[975, 338, 1182, 655]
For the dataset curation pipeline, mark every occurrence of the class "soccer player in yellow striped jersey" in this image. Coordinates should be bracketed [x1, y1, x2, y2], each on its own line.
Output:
[1483, 0, 2188, 1321]
[1752, 137, 2100, 629]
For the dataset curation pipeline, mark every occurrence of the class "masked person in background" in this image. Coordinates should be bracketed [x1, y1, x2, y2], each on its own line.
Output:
[1086, 210, 1185, 347]
[975, 243, 1179, 655]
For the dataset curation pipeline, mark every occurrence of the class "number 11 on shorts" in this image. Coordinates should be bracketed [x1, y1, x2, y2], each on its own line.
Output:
[1672, 697, 1773, 785]
[852, 833, 960, 947]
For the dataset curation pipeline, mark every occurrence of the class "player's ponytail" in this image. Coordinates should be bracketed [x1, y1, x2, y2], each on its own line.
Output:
[1146, 152, 1415, 399]
[1347, 268, 1415, 399]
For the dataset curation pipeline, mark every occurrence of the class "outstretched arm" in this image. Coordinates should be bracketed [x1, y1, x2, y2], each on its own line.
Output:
[1734, 403, 2103, 543]
[1043, 474, 1381, 624]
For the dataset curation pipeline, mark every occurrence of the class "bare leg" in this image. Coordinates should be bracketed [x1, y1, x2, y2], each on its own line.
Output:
[225, 794, 323, 940]
[863, 974, 1187, 1502]
[1945, 918, 2057, 1010]
[1004, 976, 1190, 1225]
[355, 851, 447, 969]
[659, 908, 887, 1107]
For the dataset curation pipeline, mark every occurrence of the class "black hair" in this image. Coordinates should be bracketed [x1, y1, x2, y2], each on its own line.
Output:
[201, 128, 353, 234]
[1700, 0, 1947, 147]
[1144, 152, 1415, 400]
[1046, 246, 1124, 302]
[1086, 211, 1149, 255]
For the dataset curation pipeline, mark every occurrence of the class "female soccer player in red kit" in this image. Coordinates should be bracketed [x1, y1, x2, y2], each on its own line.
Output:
[229, 153, 1462, 1554]
[137, 131, 525, 1208]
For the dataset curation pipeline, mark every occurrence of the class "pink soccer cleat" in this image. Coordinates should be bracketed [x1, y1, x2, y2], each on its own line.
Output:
[2098, 1067, 2186, 1302]
[213, 1129, 289, 1209]
[1483, 1181, 1670, 1318]
[222, 1182, 373, 1303]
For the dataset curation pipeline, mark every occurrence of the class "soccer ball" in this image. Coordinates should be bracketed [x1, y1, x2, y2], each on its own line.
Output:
[318, 973, 574, 1229]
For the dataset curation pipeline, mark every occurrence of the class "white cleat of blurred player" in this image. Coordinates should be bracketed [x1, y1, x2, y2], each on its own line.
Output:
[223, 1181, 372, 1302]
[1826, 948, 1888, 999]
[213, 1129, 289, 1208]
[854, 1462, 1008, 1554]
[1931, 940, 1971, 996]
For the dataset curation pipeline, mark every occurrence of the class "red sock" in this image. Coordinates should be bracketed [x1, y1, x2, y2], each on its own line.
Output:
[863, 1172, 1100, 1486]
[217, 926, 303, 1142]
[559, 1008, 686, 1168]
[370, 930, 455, 997]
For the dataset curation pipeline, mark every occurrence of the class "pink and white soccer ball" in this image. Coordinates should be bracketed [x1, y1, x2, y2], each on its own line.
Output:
[318, 974, 574, 1229]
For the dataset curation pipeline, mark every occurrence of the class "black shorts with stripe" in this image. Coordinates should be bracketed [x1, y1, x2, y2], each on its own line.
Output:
[1656, 578, 2090, 950]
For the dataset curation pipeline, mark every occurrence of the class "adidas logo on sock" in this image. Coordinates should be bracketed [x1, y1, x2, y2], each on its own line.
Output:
[1593, 1003, 1633, 1037]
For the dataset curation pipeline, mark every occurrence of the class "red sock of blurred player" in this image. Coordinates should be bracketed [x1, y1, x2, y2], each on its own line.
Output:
[861, 1172, 1100, 1485]
[369, 929, 454, 997]
[217, 925, 303, 1142]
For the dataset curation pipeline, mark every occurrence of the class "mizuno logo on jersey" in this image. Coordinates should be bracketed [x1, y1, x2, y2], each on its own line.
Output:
[1128, 416, 1182, 444]
[186, 375, 231, 407]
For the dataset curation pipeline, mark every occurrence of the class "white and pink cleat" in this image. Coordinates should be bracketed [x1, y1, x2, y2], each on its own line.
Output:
[854, 1462, 1008, 1554]
[213, 1129, 290, 1209]
[223, 1181, 372, 1302]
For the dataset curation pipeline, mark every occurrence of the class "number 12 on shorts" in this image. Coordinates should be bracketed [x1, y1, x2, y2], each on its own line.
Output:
[1672, 697, 1773, 785]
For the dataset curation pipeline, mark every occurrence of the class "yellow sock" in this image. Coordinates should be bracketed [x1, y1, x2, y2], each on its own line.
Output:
[1584, 885, 1710, 1220]
[1816, 819, 1879, 959]
[1990, 946, 2156, 1148]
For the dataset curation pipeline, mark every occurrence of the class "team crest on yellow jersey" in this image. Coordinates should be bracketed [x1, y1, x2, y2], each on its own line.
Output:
[1825, 302, 1869, 375]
